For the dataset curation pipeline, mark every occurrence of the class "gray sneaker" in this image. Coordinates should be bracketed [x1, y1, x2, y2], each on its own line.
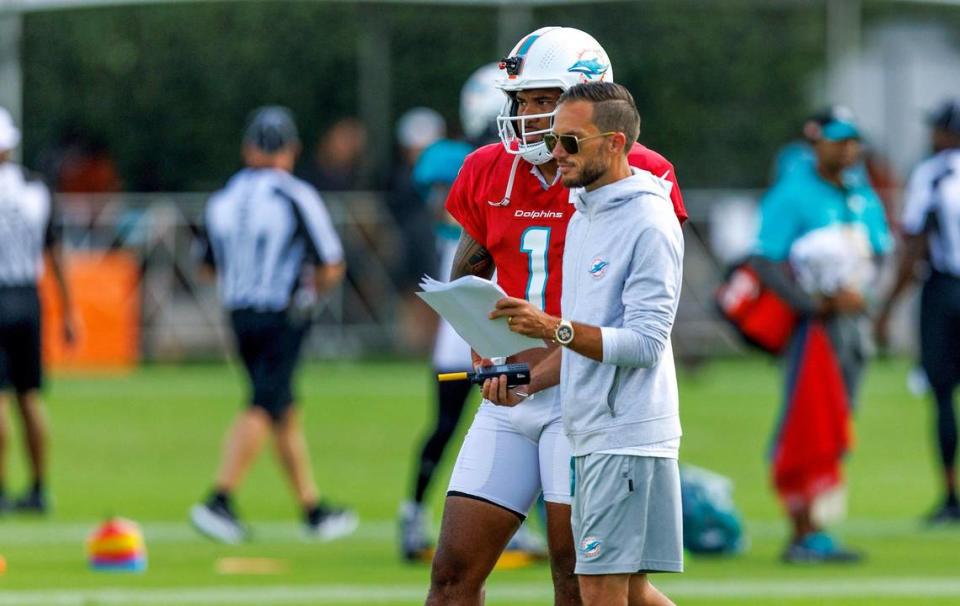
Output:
[399, 501, 432, 561]
[304, 503, 358, 542]
[190, 502, 248, 544]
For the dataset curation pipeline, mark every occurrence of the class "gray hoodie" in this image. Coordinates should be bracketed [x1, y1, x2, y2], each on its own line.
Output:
[560, 169, 684, 456]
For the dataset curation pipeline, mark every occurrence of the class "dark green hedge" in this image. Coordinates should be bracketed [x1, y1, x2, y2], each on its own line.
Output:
[20, 1, 953, 190]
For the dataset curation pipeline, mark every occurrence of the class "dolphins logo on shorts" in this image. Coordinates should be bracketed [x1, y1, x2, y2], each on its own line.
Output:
[581, 536, 603, 558]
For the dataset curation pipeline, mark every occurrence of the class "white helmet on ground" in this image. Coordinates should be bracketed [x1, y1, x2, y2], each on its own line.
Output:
[460, 63, 506, 144]
[495, 26, 614, 165]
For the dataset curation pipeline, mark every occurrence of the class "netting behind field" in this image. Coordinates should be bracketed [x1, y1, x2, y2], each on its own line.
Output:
[52, 190, 913, 364]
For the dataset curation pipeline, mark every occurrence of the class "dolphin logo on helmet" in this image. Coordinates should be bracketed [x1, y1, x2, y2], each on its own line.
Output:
[495, 27, 615, 166]
[568, 58, 609, 80]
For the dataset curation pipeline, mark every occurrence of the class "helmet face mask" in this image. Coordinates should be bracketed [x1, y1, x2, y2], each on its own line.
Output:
[494, 26, 614, 165]
[496, 94, 561, 166]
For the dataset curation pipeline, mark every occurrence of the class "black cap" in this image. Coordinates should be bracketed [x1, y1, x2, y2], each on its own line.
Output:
[244, 106, 300, 153]
[928, 99, 960, 135]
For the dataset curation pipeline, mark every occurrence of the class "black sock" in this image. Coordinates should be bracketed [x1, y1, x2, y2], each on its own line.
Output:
[413, 377, 472, 503]
[31, 479, 43, 496]
[933, 383, 959, 505]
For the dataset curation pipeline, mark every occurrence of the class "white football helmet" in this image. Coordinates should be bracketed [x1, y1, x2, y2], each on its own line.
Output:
[460, 63, 506, 144]
[496, 27, 614, 165]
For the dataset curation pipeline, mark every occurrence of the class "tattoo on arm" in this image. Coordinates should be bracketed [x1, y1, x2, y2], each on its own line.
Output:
[451, 232, 494, 279]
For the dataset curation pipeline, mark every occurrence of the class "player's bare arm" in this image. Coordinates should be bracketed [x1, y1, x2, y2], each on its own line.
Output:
[449, 230, 495, 368]
[45, 242, 76, 345]
[875, 232, 928, 347]
[450, 230, 494, 280]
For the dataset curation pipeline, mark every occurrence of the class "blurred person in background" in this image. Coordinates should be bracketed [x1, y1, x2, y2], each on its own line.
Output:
[751, 109, 892, 563]
[772, 106, 899, 228]
[387, 107, 446, 353]
[875, 99, 960, 524]
[387, 106, 446, 290]
[299, 117, 367, 192]
[55, 133, 123, 194]
[425, 27, 687, 606]
[190, 106, 356, 543]
[399, 63, 546, 563]
[0, 106, 75, 514]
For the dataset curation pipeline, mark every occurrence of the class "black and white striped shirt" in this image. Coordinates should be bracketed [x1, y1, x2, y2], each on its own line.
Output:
[903, 149, 960, 277]
[204, 168, 344, 311]
[0, 163, 55, 287]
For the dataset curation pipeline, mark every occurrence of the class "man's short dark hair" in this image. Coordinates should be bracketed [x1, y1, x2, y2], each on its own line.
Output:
[558, 82, 641, 155]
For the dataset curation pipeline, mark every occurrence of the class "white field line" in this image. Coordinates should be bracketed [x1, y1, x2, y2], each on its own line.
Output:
[6, 579, 960, 605]
[0, 520, 394, 545]
[2, 517, 958, 545]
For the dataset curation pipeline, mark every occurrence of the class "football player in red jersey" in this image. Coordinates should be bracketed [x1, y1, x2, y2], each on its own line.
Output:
[425, 27, 686, 606]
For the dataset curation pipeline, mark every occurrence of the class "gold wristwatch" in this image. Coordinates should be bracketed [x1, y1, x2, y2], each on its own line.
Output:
[554, 319, 575, 346]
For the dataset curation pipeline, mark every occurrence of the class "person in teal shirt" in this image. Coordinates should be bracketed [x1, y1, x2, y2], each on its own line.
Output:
[770, 106, 872, 188]
[751, 111, 892, 564]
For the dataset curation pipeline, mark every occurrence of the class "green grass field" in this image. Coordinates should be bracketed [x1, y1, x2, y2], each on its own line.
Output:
[1, 355, 959, 605]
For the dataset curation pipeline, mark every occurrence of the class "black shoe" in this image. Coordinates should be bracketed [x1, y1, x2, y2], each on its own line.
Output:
[190, 499, 248, 544]
[925, 501, 960, 525]
[304, 502, 358, 542]
[13, 491, 48, 515]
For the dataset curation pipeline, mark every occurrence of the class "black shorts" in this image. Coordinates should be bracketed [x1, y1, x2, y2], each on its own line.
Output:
[230, 309, 308, 421]
[920, 271, 960, 391]
[0, 286, 43, 394]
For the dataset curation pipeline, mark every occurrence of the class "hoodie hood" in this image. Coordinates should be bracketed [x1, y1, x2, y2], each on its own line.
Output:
[570, 167, 672, 215]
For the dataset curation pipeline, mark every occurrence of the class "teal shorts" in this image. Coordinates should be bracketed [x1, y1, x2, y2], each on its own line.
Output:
[571, 454, 684, 575]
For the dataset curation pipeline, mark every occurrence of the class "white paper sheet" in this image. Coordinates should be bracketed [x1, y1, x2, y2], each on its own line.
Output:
[416, 275, 546, 359]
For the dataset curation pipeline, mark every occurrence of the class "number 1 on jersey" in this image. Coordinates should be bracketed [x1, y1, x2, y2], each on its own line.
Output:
[520, 227, 550, 310]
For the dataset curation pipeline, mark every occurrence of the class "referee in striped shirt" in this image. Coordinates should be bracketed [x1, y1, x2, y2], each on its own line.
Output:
[190, 106, 356, 543]
[877, 99, 960, 524]
[0, 106, 74, 514]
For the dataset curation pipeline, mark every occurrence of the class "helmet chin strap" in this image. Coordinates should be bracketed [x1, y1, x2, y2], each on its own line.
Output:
[520, 142, 554, 166]
[489, 154, 524, 207]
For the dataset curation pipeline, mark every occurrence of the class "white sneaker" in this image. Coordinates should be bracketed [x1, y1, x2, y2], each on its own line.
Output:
[399, 501, 432, 561]
[190, 503, 247, 544]
[304, 504, 359, 542]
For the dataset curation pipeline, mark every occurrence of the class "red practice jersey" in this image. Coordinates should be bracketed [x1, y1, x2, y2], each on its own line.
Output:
[446, 142, 686, 316]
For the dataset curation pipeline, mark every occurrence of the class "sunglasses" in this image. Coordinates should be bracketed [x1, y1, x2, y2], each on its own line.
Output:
[543, 131, 617, 155]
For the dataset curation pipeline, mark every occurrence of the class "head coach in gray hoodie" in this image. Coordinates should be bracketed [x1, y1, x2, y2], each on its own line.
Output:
[485, 82, 684, 606]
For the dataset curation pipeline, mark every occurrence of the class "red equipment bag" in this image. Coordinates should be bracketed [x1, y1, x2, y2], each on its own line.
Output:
[715, 261, 797, 355]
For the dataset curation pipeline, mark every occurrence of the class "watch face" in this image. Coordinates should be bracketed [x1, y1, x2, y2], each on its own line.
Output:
[557, 324, 574, 344]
